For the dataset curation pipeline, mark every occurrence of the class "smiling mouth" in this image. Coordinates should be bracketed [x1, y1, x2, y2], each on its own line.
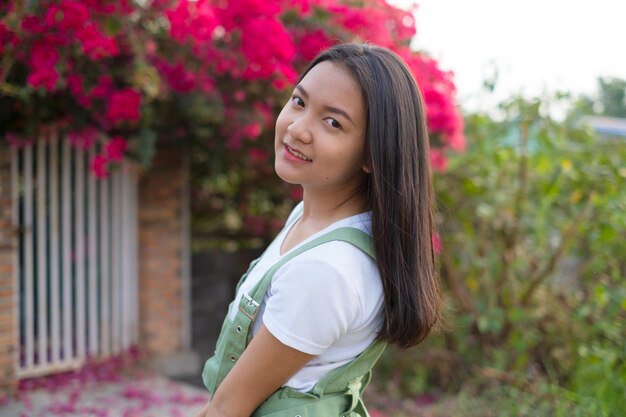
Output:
[285, 144, 312, 162]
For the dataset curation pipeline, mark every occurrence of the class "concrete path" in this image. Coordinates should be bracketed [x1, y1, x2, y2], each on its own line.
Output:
[0, 375, 209, 417]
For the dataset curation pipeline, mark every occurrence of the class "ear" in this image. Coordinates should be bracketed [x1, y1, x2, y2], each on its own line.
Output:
[362, 163, 371, 174]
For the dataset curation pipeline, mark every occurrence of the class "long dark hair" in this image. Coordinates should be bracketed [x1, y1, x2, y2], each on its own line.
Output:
[299, 43, 440, 348]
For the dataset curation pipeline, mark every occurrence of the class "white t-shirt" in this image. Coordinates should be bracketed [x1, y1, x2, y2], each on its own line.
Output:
[227, 202, 384, 392]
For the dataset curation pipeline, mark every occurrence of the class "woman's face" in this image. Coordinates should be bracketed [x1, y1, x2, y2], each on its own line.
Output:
[274, 61, 368, 194]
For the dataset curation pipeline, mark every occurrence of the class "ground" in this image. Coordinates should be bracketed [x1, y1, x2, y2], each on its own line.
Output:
[0, 375, 209, 417]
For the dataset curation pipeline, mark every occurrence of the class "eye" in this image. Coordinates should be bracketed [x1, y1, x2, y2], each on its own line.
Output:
[324, 118, 341, 129]
[291, 96, 305, 107]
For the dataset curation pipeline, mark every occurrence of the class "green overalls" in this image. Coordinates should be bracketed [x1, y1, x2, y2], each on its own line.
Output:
[202, 214, 387, 417]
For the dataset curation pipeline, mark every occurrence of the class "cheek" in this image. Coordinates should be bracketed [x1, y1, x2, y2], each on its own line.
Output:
[274, 107, 289, 139]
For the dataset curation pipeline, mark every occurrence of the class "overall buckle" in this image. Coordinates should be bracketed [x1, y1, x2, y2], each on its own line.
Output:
[238, 294, 260, 321]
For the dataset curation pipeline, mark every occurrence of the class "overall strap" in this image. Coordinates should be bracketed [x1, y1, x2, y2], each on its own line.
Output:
[235, 203, 303, 295]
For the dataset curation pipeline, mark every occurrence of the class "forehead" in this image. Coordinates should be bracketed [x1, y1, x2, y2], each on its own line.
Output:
[299, 61, 364, 116]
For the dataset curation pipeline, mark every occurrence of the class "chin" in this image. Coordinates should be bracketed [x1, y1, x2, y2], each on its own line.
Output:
[274, 165, 301, 186]
[274, 162, 291, 183]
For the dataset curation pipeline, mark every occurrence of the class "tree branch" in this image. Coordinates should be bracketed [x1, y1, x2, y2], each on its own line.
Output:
[441, 252, 475, 314]
[520, 193, 595, 305]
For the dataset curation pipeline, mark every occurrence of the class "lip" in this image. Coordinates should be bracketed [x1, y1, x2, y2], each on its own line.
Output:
[283, 143, 312, 163]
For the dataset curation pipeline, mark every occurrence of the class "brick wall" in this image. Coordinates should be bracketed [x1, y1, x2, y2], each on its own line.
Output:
[0, 146, 17, 396]
[138, 146, 189, 356]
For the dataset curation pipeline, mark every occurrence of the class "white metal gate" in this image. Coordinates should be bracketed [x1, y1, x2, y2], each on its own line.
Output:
[10, 132, 139, 378]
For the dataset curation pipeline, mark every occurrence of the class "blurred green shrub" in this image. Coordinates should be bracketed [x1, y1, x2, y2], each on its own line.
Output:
[373, 93, 625, 416]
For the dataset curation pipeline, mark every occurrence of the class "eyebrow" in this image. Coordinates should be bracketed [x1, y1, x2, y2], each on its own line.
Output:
[295, 84, 356, 126]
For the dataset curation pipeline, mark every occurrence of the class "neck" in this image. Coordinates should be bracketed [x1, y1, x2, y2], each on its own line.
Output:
[299, 183, 367, 226]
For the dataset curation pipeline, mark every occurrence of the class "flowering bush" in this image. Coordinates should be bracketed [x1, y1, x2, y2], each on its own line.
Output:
[0, 0, 465, 245]
[367, 93, 626, 416]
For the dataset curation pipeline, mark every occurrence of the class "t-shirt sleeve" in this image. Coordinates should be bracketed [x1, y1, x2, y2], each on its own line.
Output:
[262, 254, 362, 356]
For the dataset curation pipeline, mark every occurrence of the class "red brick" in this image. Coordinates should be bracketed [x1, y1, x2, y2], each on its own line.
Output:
[0, 352, 14, 368]
[138, 148, 187, 357]
[0, 331, 16, 349]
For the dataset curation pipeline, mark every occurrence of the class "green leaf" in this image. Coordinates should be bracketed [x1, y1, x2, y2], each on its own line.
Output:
[103, 17, 122, 36]
[133, 63, 161, 100]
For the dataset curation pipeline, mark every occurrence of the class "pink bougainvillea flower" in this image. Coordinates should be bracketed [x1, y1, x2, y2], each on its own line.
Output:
[298, 29, 333, 60]
[24, 36, 67, 91]
[0, 22, 19, 55]
[253, 102, 274, 127]
[226, 132, 243, 150]
[76, 22, 119, 60]
[421, 86, 462, 140]
[115, 0, 135, 15]
[122, 406, 144, 417]
[167, 391, 207, 405]
[27, 41, 61, 91]
[398, 51, 465, 147]
[150, 0, 174, 12]
[243, 122, 262, 140]
[27, 68, 60, 91]
[429, 149, 448, 172]
[290, 186, 303, 201]
[106, 88, 141, 125]
[68, 127, 99, 150]
[170, 408, 184, 417]
[249, 148, 267, 163]
[21, 15, 46, 34]
[212, 50, 237, 75]
[196, 72, 216, 94]
[91, 154, 109, 178]
[233, 90, 246, 102]
[167, 0, 218, 46]
[5, 133, 35, 148]
[104, 136, 128, 161]
[272, 78, 289, 90]
[277, 62, 298, 83]
[432, 231, 442, 254]
[45, 0, 90, 31]
[90, 75, 114, 100]
[214, 0, 281, 30]
[187, 1, 219, 43]
[240, 17, 295, 80]
[166, 1, 191, 43]
[447, 130, 467, 152]
[82, 0, 133, 16]
[67, 73, 84, 97]
[283, 0, 312, 16]
[4, 0, 464, 198]
[154, 59, 197, 93]
[331, 6, 394, 48]
[144, 38, 157, 55]
[379, 2, 417, 43]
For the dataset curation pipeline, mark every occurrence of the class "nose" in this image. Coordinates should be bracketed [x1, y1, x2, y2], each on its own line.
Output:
[286, 114, 313, 144]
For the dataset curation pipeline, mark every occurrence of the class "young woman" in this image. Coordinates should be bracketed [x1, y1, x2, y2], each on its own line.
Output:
[196, 43, 440, 417]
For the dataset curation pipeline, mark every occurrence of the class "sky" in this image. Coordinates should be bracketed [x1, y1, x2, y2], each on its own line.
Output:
[388, 0, 626, 112]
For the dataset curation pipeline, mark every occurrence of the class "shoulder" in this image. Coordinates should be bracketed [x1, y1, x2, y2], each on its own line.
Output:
[273, 238, 380, 310]
[280, 236, 377, 276]
[295, 238, 376, 275]
[263, 237, 382, 354]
